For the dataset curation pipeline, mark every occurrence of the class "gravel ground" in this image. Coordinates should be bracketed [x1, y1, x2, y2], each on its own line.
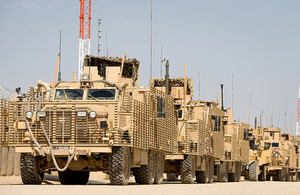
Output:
[0, 174, 298, 195]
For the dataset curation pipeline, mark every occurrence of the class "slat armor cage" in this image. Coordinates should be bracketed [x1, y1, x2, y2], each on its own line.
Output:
[0, 85, 177, 154]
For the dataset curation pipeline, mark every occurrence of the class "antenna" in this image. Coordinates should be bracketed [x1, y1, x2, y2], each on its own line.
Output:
[271, 104, 274, 127]
[232, 73, 234, 117]
[160, 43, 163, 78]
[284, 108, 287, 133]
[105, 12, 108, 57]
[225, 87, 227, 109]
[296, 82, 300, 136]
[247, 91, 252, 125]
[150, 0, 153, 79]
[277, 106, 280, 128]
[98, 13, 101, 56]
[58, 31, 61, 81]
[198, 71, 200, 100]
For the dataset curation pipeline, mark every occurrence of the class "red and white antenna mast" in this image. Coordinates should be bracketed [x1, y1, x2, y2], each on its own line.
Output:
[296, 82, 300, 136]
[78, 0, 91, 81]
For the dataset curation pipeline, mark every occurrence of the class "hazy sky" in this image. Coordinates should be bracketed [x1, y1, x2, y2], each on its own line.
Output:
[1, 0, 300, 134]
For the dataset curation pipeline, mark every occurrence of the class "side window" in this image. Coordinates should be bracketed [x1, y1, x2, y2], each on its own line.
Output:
[157, 97, 165, 118]
[264, 142, 271, 150]
[178, 110, 183, 119]
[211, 115, 221, 131]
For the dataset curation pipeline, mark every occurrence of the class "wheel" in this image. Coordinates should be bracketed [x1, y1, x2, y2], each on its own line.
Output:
[249, 160, 258, 181]
[20, 153, 44, 184]
[286, 168, 291, 181]
[196, 171, 207, 183]
[258, 165, 266, 181]
[217, 161, 228, 182]
[228, 172, 236, 182]
[154, 153, 164, 184]
[108, 146, 131, 185]
[292, 170, 299, 182]
[58, 171, 90, 185]
[134, 150, 155, 184]
[208, 158, 214, 183]
[279, 168, 286, 181]
[235, 162, 241, 182]
[180, 155, 195, 184]
[166, 173, 178, 181]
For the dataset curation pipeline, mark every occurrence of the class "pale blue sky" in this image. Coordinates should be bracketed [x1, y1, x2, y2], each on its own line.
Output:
[1, 0, 300, 133]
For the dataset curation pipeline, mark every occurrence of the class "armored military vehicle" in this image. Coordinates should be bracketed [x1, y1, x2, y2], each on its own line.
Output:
[245, 126, 299, 181]
[0, 55, 178, 185]
[220, 113, 250, 182]
[150, 76, 226, 184]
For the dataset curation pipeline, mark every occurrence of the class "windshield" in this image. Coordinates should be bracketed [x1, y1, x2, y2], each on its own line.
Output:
[55, 89, 84, 100]
[87, 89, 116, 100]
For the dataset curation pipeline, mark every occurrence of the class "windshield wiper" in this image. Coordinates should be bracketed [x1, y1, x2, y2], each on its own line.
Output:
[88, 94, 98, 101]
[62, 89, 68, 100]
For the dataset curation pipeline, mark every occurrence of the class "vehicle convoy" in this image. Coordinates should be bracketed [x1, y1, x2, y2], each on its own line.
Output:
[149, 62, 249, 183]
[244, 125, 300, 182]
[0, 55, 178, 185]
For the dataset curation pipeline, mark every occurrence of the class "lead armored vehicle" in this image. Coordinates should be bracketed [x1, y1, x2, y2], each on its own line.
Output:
[0, 55, 177, 185]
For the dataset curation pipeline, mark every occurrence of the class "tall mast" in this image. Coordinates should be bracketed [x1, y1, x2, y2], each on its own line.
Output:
[78, 0, 91, 81]
[296, 82, 300, 136]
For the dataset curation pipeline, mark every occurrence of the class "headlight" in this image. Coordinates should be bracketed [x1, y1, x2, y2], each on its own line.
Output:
[37, 111, 46, 118]
[26, 111, 33, 119]
[77, 111, 87, 117]
[89, 111, 97, 118]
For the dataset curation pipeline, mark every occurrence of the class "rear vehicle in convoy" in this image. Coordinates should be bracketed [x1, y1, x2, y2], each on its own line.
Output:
[0, 55, 178, 185]
[244, 126, 300, 182]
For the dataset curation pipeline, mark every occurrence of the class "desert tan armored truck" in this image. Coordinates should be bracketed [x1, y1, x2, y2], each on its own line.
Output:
[0, 55, 178, 185]
[245, 126, 299, 181]
[220, 112, 250, 182]
[150, 77, 227, 184]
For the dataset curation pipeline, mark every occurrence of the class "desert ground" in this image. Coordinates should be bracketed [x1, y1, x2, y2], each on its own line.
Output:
[0, 173, 298, 195]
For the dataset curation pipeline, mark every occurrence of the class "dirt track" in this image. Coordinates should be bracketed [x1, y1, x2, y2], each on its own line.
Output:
[0, 173, 298, 195]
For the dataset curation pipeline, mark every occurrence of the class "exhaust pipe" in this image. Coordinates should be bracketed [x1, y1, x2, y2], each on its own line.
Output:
[37, 80, 51, 101]
[220, 84, 224, 111]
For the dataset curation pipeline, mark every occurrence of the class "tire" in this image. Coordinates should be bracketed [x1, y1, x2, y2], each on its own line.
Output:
[217, 161, 228, 182]
[208, 158, 214, 183]
[58, 171, 90, 185]
[235, 162, 241, 182]
[180, 155, 195, 184]
[258, 165, 266, 181]
[228, 172, 236, 182]
[292, 170, 298, 182]
[249, 160, 258, 181]
[154, 153, 164, 184]
[108, 146, 131, 185]
[20, 153, 44, 184]
[286, 168, 291, 181]
[166, 173, 178, 181]
[196, 171, 207, 183]
[134, 150, 155, 184]
[279, 168, 286, 181]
